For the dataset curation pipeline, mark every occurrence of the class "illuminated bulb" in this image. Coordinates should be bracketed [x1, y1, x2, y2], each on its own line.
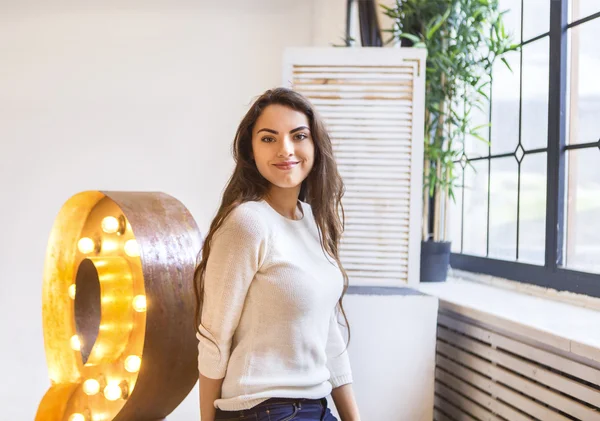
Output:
[70, 335, 82, 351]
[78, 237, 95, 254]
[104, 382, 123, 401]
[132, 295, 146, 312]
[68, 414, 86, 421]
[83, 378, 100, 396]
[101, 216, 120, 234]
[124, 239, 140, 257]
[124, 355, 141, 373]
[68, 284, 76, 300]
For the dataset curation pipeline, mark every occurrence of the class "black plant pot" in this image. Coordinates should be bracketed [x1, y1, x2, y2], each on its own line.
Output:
[420, 240, 451, 282]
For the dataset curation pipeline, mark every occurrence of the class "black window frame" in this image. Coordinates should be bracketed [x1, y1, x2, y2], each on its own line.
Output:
[451, 0, 600, 298]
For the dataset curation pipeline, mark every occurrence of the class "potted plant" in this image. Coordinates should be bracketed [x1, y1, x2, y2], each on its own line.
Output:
[381, 0, 518, 282]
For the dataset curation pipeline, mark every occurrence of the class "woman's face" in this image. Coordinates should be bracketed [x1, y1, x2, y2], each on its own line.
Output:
[251, 104, 315, 192]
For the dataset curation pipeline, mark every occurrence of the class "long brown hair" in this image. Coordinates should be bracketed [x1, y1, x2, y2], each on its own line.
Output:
[193, 87, 350, 347]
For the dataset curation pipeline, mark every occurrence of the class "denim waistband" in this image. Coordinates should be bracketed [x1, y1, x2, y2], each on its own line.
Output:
[257, 397, 327, 408]
[215, 397, 328, 419]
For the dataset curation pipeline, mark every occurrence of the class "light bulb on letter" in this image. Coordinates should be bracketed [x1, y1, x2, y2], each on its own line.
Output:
[68, 414, 85, 421]
[68, 284, 76, 300]
[124, 239, 140, 257]
[124, 355, 141, 373]
[70, 335, 81, 351]
[101, 216, 120, 234]
[104, 382, 123, 401]
[77, 237, 95, 254]
[132, 295, 146, 312]
[83, 378, 100, 396]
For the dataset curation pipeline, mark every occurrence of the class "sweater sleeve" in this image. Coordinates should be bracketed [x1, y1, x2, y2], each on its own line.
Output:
[325, 307, 353, 388]
[197, 205, 268, 379]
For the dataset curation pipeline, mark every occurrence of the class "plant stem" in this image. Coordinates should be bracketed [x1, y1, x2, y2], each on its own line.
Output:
[444, 164, 450, 242]
[434, 159, 442, 242]
[422, 159, 430, 241]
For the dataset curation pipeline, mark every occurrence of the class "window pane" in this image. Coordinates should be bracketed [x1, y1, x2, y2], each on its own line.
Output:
[518, 152, 547, 265]
[568, 18, 600, 145]
[491, 50, 520, 155]
[464, 83, 490, 159]
[499, 0, 522, 41]
[462, 160, 489, 256]
[523, 0, 550, 40]
[448, 163, 464, 253]
[521, 37, 550, 151]
[565, 147, 600, 274]
[489, 157, 518, 260]
[570, 0, 600, 22]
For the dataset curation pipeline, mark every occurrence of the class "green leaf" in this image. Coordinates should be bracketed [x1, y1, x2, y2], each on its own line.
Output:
[500, 56, 512, 72]
[399, 33, 422, 44]
[426, 6, 452, 40]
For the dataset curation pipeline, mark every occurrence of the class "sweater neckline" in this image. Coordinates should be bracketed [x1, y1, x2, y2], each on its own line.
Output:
[260, 199, 305, 222]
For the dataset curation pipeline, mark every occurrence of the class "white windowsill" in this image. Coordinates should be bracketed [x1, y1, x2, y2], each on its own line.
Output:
[416, 269, 600, 364]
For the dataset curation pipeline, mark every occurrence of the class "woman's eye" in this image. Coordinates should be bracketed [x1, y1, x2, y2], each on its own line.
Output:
[261, 136, 275, 143]
[295, 133, 308, 141]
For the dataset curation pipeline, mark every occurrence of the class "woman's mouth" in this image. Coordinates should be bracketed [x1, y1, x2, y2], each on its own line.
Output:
[273, 161, 299, 170]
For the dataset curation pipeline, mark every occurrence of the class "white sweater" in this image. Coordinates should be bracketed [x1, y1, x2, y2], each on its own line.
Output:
[197, 199, 353, 411]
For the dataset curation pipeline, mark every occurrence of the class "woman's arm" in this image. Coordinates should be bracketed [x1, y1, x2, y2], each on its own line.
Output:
[199, 373, 224, 421]
[331, 383, 360, 421]
[196, 206, 267, 417]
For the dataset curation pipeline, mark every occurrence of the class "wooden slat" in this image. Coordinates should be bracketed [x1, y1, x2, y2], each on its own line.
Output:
[433, 408, 455, 421]
[436, 341, 600, 420]
[342, 230, 409, 240]
[343, 191, 410, 201]
[344, 224, 408, 233]
[339, 243, 408, 253]
[436, 382, 501, 421]
[436, 369, 535, 421]
[343, 262, 407, 272]
[343, 184, 410, 194]
[294, 80, 414, 88]
[318, 104, 413, 113]
[334, 139, 413, 148]
[292, 72, 413, 81]
[342, 196, 409, 206]
[437, 354, 571, 421]
[300, 93, 412, 101]
[333, 146, 412, 155]
[435, 395, 479, 421]
[305, 98, 413, 107]
[330, 124, 412, 132]
[344, 216, 408, 226]
[340, 248, 404, 258]
[293, 65, 414, 73]
[295, 84, 413, 93]
[331, 131, 412, 139]
[343, 176, 411, 185]
[346, 270, 407, 279]
[438, 326, 600, 408]
[438, 313, 600, 387]
[341, 236, 406, 246]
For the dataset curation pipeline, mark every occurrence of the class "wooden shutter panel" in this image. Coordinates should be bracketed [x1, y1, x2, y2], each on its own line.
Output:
[283, 48, 426, 286]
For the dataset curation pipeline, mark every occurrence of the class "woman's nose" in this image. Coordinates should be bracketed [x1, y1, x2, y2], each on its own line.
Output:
[277, 137, 294, 157]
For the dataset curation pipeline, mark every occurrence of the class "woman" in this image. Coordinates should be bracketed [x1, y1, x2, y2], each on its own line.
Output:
[194, 87, 361, 421]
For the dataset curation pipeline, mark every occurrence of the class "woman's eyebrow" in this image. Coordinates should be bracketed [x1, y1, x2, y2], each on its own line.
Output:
[256, 126, 309, 135]
[290, 126, 309, 134]
[257, 128, 278, 135]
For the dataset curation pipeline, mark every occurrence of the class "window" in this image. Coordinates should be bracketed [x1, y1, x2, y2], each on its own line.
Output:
[450, 0, 600, 296]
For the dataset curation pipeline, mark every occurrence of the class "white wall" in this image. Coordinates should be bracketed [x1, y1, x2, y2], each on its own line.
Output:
[335, 292, 438, 421]
[0, 1, 315, 419]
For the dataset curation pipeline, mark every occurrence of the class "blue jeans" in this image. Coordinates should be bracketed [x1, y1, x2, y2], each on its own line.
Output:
[214, 397, 338, 421]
